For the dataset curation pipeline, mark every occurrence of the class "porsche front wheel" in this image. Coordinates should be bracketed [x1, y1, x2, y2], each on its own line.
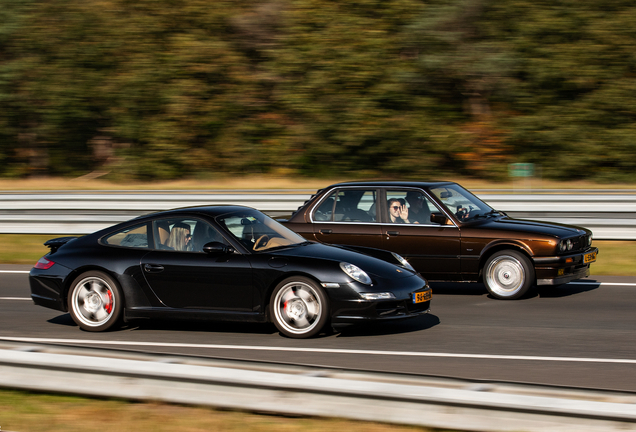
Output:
[270, 277, 328, 338]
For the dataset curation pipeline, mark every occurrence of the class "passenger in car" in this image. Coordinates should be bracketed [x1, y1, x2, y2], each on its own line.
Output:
[165, 222, 192, 251]
[388, 198, 411, 224]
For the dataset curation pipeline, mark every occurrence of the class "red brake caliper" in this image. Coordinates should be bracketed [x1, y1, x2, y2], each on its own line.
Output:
[104, 290, 113, 314]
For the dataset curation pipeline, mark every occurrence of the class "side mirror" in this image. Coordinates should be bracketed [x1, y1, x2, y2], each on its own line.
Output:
[203, 241, 235, 255]
[430, 212, 448, 225]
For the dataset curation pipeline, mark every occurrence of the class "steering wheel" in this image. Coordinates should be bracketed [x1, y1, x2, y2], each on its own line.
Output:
[456, 205, 474, 220]
[253, 235, 270, 251]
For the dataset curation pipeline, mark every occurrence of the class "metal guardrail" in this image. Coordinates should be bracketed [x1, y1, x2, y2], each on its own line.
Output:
[1, 190, 635, 239]
[0, 341, 635, 432]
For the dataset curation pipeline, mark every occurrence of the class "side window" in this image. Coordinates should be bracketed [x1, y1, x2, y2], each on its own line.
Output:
[313, 191, 337, 221]
[152, 218, 228, 252]
[334, 189, 377, 222]
[386, 190, 440, 225]
[312, 189, 377, 222]
[103, 223, 149, 248]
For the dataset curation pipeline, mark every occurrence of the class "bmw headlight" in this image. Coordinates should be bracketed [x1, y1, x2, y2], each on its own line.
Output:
[340, 262, 372, 285]
[391, 252, 414, 271]
[558, 239, 574, 253]
[558, 240, 566, 253]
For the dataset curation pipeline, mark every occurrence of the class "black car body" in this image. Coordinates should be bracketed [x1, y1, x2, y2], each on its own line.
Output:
[30, 205, 431, 338]
[281, 182, 599, 299]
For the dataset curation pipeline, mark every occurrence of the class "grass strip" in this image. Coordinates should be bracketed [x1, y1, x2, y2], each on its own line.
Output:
[0, 388, 434, 432]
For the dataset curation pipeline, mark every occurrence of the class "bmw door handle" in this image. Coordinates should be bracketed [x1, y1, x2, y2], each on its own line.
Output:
[319, 229, 332, 234]
[144, 263, 164, 273]
[386, 231, 400, 236]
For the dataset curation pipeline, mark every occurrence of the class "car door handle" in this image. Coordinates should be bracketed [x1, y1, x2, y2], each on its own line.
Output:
[386, 231, 400, 236]
[319, 229, 332, 234]
[144, 263, 164, 273]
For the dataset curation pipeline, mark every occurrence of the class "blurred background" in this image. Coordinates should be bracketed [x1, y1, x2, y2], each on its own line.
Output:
[1, 0, 635, 183]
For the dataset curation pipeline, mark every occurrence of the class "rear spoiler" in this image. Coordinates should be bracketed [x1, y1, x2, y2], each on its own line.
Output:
[44, 237, 79, 253]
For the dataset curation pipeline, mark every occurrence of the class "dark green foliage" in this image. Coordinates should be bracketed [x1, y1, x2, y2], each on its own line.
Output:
[0, 0, 635, 181]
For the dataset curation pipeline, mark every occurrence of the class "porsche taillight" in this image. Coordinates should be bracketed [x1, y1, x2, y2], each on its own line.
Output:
[34, 256, 55, 270]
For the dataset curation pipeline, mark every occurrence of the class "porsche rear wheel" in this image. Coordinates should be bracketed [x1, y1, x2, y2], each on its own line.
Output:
[484, 250, 535, 300]
[68, 271, 123, 331]
[270, 277, 328, 338]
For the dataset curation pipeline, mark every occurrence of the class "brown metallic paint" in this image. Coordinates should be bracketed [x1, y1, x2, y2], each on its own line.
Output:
[283, 182, 598, 286]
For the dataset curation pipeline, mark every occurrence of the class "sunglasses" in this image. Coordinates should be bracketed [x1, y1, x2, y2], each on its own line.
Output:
[391, 205, 401, 210]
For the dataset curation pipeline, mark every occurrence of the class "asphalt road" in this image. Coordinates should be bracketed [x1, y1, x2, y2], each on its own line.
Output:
[1, 264, 635, 393]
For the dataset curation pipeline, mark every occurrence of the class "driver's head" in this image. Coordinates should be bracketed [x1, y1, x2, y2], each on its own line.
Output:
[406, 191, 423, 208]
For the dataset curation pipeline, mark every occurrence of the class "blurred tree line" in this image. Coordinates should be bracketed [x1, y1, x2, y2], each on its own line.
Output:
[1, 0, 635, 182]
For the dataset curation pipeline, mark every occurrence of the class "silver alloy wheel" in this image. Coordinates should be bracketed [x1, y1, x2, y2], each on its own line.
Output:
[70, 276, 116, 328]
[484, 254, 526, 298]
[273, 281, 322, 336]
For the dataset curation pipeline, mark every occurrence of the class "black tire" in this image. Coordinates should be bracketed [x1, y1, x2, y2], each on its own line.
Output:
[483, 250, 535, 300]
[270, 277, 329, 338]
[67, 271, 123, 331]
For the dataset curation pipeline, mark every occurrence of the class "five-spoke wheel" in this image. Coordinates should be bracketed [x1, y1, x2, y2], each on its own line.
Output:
[270, 277, 328, 338]
[483, 250, 534, 300]
[68, 271, 123, 331]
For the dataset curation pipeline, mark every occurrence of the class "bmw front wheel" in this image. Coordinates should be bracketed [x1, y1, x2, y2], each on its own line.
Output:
[68, 271, 123, 331]
[484, 251, 534, 300]
[270, 277, 328, 338]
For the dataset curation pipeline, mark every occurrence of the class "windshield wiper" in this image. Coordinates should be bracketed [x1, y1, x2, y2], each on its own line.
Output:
[485, 209, 502, 217]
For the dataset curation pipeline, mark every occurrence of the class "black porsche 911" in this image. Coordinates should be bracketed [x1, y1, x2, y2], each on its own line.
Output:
[30, 205, 431, 338]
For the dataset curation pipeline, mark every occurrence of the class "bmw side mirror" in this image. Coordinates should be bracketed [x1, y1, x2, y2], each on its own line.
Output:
[430, 212, 448, 225]
[203, 241, 234, 255]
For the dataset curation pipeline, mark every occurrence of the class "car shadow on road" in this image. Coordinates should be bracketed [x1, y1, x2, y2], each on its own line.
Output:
[536, 280, 601, 298]
[47, 313, 76, 326]
[45, 314, 441, 339]
[335, 313, 440, 338]
[429, 280, 602, 300]
[46, 313, 279, 335]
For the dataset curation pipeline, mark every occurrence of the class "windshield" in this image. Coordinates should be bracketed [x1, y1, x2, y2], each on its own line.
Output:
[430, 184, 495, 222]
[216, 208, 307, 252]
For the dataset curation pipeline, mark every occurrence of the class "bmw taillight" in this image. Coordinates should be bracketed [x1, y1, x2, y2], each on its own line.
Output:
[34, 256, 55, 270]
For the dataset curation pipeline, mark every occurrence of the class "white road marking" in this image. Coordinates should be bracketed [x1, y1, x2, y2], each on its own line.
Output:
[0, 297, 31, 301]
[1, 336, 635, 365]
[568, 281, 636, 287]
[0, 270, 30, 274]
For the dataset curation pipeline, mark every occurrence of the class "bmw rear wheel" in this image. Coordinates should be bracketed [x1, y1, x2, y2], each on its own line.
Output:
[484, 251, 534, 300]
[68, 271, 123, 331]
[270, 277, 328, 338]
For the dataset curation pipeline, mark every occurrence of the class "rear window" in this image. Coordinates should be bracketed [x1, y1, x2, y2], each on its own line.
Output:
[103, 223, 149, 248]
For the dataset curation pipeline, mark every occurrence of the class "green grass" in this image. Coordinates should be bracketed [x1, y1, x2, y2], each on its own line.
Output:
[3, 235, 632, 276]
[0, 234, 53, 265]
[588, 241, 636, 276]
[0, 389, 434, 432]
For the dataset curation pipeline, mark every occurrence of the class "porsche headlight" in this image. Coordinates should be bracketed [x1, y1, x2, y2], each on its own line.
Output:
[391, 252, 414, 271]
[340, 262, 372, 285]
[360, 292, 395, 300]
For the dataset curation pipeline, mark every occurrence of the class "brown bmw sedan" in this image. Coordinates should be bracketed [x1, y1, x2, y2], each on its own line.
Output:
[281, 182, 598, 299]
